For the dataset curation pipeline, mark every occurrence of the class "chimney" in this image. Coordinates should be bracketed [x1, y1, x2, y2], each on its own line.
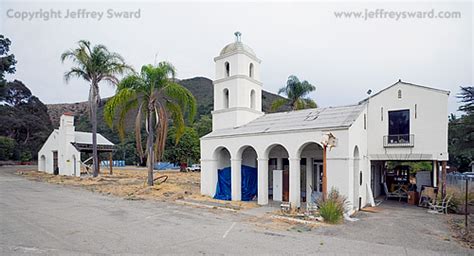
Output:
[60, 113, 75, 139]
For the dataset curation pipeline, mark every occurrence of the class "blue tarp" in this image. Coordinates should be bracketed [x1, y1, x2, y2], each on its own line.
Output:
[100, 160, 125, 167]
[154, 162, 180, 170]
[214, 165, 257, 201]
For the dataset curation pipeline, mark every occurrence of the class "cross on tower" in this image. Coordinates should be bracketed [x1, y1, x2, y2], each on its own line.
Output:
[234, 31, 242, 42]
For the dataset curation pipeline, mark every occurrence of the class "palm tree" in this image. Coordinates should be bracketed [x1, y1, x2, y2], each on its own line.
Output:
[104, 63, 196, 186]
[457, 86, 473, 113]
[271, 75, 317, 111]
[61, 40, 131, 177]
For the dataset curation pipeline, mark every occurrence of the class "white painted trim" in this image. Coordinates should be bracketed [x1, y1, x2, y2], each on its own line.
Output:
[214, 50, 262, 63]
[214, 75, 263, 86]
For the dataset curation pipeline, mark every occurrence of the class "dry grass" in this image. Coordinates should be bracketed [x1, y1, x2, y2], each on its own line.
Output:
[447, 214, 474, 249]
[16, 169, 258, 210]
[18, 169, 199, 201]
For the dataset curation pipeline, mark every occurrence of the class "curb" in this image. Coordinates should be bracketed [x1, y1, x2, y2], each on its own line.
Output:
[175, 200, 239, 212]
[270, 214, 322, 225]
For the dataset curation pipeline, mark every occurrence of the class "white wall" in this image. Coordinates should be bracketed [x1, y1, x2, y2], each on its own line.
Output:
[367, 82, 449, 161]
[38, 131, 58, 174]
[37, 115, 81, 177]
[200, 127, 352, 205]
[348, 105, 369, 209]
[212, 46, 263, 130]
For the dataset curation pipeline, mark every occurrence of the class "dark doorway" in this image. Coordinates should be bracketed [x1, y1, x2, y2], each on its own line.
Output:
[283, 170, 289, 201]
[53, 151, 59, 175]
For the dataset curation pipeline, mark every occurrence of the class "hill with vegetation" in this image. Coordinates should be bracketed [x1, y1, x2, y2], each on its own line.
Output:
[45, 76, 290, 165]
[47, 76, 289, 127]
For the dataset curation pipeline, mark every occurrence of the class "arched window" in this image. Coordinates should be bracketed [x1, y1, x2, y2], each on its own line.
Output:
[250, 90, 256, 109]
[398, 89, 402, 99]
[223, 88, 229, 108]
[225, 62, 230, 77]
[249, 63, 254, 78]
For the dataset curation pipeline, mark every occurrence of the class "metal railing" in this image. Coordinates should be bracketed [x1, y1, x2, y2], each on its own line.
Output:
[383, 134, 414, 147]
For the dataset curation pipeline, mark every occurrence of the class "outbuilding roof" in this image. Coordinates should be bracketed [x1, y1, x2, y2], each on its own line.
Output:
[52, 129, 114, 146]
[74, 131, 114, 146]
[204, 103, 366, 138]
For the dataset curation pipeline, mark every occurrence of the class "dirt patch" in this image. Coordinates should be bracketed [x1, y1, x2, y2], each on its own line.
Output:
[17, 169, 199, 201]
[447, 214, 474, 249]
[16, 169, 257, 210]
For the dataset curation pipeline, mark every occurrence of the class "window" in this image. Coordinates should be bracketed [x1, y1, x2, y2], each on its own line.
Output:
[250, 90, 256, 109]
[381, 107, 383, 121]
[223, 88, 229, 108]
[364, 114, 367, 130]
[225, 62, 230, 77]
[397, 89, 402, 99]
[359, 171, 363, 186]
[249, 63, 254, 78]
[415, 104, 417, 119]
[388, 109, 410, 143]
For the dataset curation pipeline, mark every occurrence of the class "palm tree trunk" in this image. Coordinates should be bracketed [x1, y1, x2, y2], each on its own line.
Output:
[146, 112, 155, 186]
[90, 83, 99, 177]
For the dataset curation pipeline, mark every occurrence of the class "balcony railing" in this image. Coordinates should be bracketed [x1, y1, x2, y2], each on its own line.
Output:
[383, 134, 414, 147]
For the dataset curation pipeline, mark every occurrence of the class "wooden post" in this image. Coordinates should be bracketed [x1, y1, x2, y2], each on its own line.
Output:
[322, 145, 327, 197]
[436, 161, 440, 188]
[441, 161, 447, 199]
[97, 155, 100, 174]
[465, 179, 469, 236]
[109, 152, 113, 175]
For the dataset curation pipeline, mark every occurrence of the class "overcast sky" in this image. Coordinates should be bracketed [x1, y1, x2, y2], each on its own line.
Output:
[1, 1, 472, 114]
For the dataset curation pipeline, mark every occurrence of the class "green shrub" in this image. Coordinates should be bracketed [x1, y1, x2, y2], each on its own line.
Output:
[0, 136, 16, 160]
[20, 152, 32, 162]
[317, 187, 347, 224]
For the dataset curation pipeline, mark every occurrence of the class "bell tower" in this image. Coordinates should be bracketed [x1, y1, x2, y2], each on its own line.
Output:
[212, 32, 263, 130]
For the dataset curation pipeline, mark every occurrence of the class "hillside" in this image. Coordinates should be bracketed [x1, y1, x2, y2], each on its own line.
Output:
[47, 76, 289, 127]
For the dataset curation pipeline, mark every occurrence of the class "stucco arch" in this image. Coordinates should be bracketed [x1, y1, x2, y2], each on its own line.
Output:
[212, 146, 232, 170]
[234, 145, 259, 168]
[39, 155, 46, 172]
[263, 143, 290, 159]
[353, 145, 360, 209]
[236, 145, 257, 158]
[296, 141, 324, 158]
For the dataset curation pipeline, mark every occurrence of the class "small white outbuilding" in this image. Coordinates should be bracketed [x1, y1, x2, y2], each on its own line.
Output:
[38, 113, 114, 176]
[200, 33, 450, 211]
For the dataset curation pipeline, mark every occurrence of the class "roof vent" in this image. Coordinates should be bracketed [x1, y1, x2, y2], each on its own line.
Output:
[304, 112, 318, 121]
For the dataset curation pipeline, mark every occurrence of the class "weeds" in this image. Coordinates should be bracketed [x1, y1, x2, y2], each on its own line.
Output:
[317, 187, 348, 224]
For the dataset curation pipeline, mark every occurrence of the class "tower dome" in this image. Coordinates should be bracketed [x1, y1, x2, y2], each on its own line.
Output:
[219, 32, 257, 57]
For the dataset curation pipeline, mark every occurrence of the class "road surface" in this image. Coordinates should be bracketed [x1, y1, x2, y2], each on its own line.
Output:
[0, 166, 469, 255]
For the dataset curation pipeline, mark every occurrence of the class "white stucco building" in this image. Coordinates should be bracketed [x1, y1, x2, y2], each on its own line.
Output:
[38, 113, 114, 176]
[200, 33, 450, 210]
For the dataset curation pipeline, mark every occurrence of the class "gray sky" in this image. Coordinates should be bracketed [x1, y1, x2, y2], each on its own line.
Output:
[1, 1, 472, 114]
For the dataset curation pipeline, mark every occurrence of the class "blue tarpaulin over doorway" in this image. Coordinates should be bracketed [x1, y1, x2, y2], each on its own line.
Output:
[214, 165, 257, 201]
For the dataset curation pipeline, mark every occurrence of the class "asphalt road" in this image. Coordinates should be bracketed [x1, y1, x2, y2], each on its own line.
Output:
[0, 166, 470, 255]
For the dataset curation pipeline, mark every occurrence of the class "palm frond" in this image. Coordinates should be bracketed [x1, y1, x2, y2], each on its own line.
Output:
[165, 101, 185, 143]
[135, 102, 145, 160]
[302, 98, 317, 108]
[154, 104, 168, 161]
[271, 98, 288, 112]
[64, 68, 89, 83]
[163, 81, 197, 123]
